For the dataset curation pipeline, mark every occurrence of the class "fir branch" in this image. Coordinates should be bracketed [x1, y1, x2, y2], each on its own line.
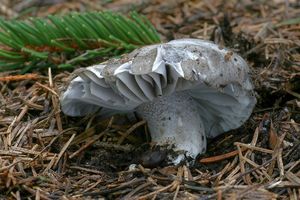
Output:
[0, 11, 161, 73]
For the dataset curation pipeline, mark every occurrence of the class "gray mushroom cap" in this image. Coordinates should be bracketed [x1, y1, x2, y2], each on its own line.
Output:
[61, 38, 256, 161]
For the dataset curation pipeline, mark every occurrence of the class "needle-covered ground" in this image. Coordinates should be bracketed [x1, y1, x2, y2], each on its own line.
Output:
[0, 0, 299, 199]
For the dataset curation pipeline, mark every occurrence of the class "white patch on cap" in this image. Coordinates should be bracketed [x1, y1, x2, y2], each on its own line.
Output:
[152, 45, 185, 77]
[87, 64, 106, 78]
[114, 61, 132, 75]
[152, 46, 165, 73]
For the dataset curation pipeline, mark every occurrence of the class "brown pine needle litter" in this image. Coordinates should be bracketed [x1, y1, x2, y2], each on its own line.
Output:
[1, 0, 300, 199]
[199, 147, 248, 164]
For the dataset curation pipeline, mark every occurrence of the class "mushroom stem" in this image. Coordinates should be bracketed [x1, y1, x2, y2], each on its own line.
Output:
[136, 91, 207, 162]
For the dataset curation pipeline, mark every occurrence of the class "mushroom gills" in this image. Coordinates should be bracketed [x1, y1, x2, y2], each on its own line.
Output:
[135, 91, 207, 164]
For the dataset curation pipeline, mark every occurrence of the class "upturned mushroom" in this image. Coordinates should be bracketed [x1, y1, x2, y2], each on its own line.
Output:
[60, 38, 256, 164]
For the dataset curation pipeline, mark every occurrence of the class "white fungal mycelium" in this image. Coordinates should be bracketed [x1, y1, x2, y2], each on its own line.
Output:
[60, 38, 256, 164]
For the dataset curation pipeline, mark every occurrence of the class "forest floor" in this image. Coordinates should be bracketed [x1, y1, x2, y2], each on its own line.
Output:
[0, 0, 300, 199]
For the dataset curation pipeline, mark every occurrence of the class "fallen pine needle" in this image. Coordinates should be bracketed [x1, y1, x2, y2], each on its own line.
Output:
[199, 147, 247, 164]
[0, 73, 39, 82]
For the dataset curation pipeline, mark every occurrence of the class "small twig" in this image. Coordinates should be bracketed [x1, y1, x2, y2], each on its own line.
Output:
[22, 185, 52, 200]
[93, 141, 133, 152]
[0, 159, 23, 172]
[35, 82, 59, 97]
[0, 74, 39, 82]
[173, 184, 180, 200]
[199, 147, 247, 164]
[234, 142, 274, 154]
[43, 154, 57, 173]
[138, 183, 174, 199]
[16, 96, 37, 123]
[184, 183, 215, 192]
[83, 178, 145, 196]
[82, 179, 104, 193]
[268, 132, 287, 176]
[53, 133, 76, 167]
[214, 162, 231, 186]
[123, 181, 153, 199]
[277, 148, 285, 177]
[284, 88, 300, 99]
[69, 166, 106, 175]
[117, 120, 146, 145]
[236, 158, 276, 183]
[69, 130, 107, 159]
[237, 145, 252, 184]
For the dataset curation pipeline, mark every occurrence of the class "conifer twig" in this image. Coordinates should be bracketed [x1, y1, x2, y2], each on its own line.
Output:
[0, 11, 161, 73]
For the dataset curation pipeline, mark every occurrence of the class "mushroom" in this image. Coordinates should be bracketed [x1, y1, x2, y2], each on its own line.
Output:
[60, 38, 256, 164]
